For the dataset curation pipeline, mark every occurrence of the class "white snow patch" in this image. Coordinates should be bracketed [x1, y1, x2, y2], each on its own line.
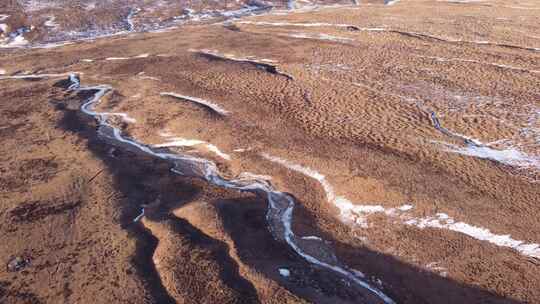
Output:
[44, 16, 58, 28]
[160, 92, 229, 116]
[154, 138, 206, 148]
[0, 72, 76, 80]
[426, 262, 447, 277]
[352, 268, 366, 278]
[430, 111, 539, 171]
[0, 35, 28, 48]
[158, 130, 174, 137]
[278, 268, 290, 277]
[262, 153, 335, 200]
[35, 41, 74, 49]
[233, 148, 251, 152]
[501, 5, 540, 10]
[385, 0, 400, 5]
[105, 54, 151, 61]
[154, 137, 230, 160]
[302, 235, 323, 241]
[105, 57, 130, 61]
[334, 198, 389, 227]
[237, 172, 272, 181]
[148, 26, 178, 33]
[205, 144, 232, 160]
[442, 143, 540, 170]
[137, 75, 160, 81]
[398, 204, 413, 211]
[405, 213, 540, 258]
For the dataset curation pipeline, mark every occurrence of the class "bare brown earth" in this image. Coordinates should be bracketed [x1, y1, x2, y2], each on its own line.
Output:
[1, 0, 539, 303]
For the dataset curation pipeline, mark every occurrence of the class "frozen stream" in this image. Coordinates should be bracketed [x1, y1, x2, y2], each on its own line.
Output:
[69, 75, 396, 304]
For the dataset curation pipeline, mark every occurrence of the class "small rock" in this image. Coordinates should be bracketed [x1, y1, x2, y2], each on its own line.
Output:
[7, 256, 29, 272]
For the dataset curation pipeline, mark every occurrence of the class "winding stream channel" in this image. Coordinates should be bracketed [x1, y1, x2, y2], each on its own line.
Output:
[69, 75, 396, 303]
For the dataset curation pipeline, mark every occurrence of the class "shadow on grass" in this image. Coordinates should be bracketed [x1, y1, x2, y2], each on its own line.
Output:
[214, 193, 526, 304]
[51, 86, 260, 303]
